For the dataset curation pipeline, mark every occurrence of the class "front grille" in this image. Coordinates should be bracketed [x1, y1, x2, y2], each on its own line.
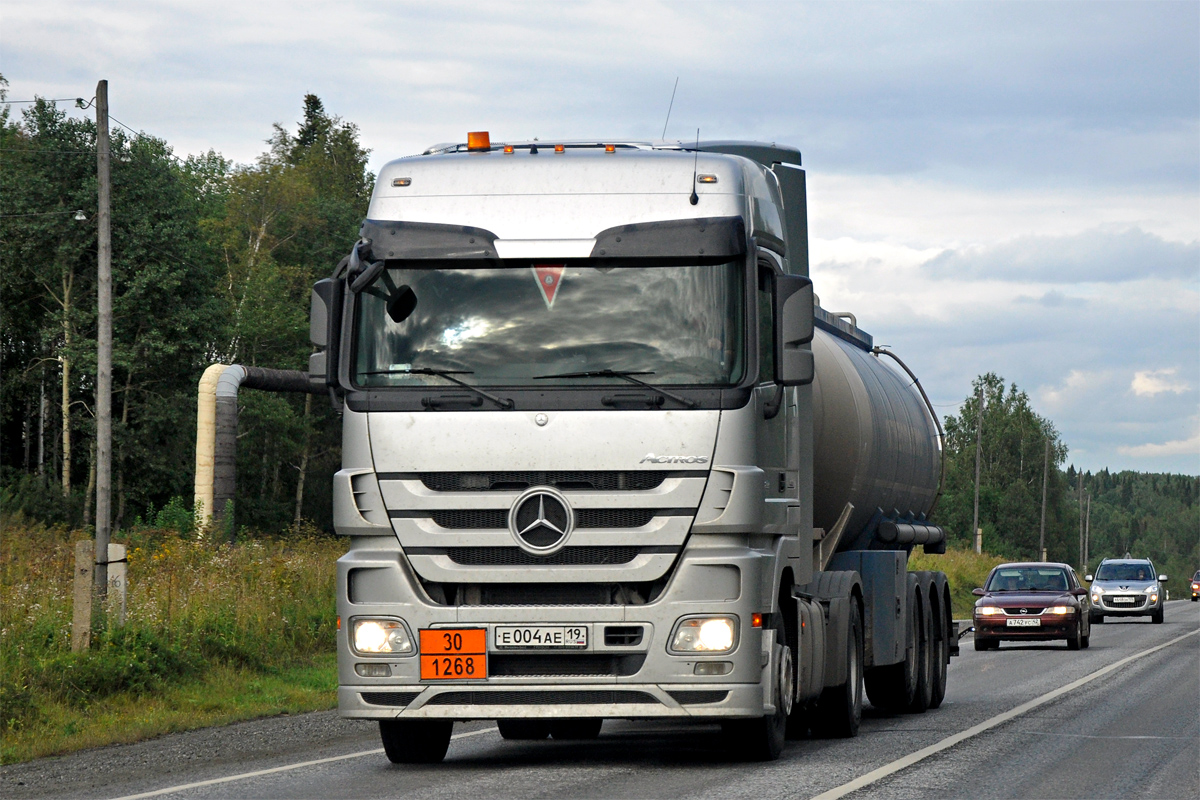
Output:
[447, 546, 644, 566]
[1002, 608, 1046, 615]
[419, 471, 668, 492]
[426, 690, 659, 706]
[361, 691, 421, 707]
[1102, 595, 1147, 609]
[431, 508, 658, 530]
[667, 690, 729, 705]
[489, 654, 644, 677]
[604, 625, 645, 646]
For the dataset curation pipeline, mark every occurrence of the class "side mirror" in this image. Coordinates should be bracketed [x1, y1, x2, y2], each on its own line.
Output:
[971, 587, 986, 596]
[1084, 574, 1093, 582]
[1158, 574, 1168, 583]
[1069, 587, 1087, 596]
[310, 278, 344, 390]
[773, 274, 814, 386]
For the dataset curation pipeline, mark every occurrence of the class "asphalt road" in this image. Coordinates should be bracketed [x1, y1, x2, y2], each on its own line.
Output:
[4, 600, 1197, 800]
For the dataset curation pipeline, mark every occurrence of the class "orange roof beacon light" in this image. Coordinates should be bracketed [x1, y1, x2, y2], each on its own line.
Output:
[554, 143, 565, 154]
[467, 131, 491, 151]
[605, 144, 616, 153]
[503, 145, 515, 154]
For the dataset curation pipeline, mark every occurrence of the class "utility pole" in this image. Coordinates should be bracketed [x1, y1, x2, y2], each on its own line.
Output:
[94, 79, 113, 606]
[1078, 471, 1084, 572]
[1038, 438, 1049, 560]
[972, 385, 983, 554]
[1084, 492, 1091, 570]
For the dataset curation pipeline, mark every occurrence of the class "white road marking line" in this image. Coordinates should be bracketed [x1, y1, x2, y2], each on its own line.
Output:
[809, 627, 1199, 800]
[108, 726, 497, 800]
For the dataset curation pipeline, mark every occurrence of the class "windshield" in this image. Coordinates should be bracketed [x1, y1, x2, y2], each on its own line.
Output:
[353, 261, 745, 387]
[1095, 563, 1154, 582]
[986, 567, 1070, 592]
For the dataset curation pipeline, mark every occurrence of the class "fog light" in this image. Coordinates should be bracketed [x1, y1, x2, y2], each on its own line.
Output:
[671, 616, 737, 653]
[352, 619, 413, 655]
[355, 663, 392, 678]
[1150, 594, 1158, 603]
[694, 661, 733, 676]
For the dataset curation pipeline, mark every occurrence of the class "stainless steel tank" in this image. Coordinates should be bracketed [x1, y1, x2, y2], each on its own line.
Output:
[810, 327, 941, 546]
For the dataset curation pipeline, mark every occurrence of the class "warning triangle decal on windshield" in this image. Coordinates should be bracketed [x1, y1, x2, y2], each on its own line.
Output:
[532, 265, 566, 308]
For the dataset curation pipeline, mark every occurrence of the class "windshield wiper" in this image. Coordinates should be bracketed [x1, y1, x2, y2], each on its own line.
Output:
[532, 369, 697, 409]
[360, 367, 514, 410]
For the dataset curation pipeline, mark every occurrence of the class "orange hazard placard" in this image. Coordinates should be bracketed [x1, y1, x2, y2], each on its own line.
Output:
[419, 629, 487, 680]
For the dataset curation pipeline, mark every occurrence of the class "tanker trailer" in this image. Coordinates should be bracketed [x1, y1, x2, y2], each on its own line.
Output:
[310, 135, 955, 765]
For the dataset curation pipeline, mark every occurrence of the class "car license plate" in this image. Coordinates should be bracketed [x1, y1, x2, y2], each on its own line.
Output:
[1006, 618, 1041, 627]
[1111, 596, 1135, 604]
[494, 625, 588, 649]
[419, 629, 487, 680]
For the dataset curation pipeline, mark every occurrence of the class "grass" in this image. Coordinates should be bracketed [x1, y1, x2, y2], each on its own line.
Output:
[0, 512, 345, 764]
[0, 654, 337, 763]
[910, 546, 1007, 618]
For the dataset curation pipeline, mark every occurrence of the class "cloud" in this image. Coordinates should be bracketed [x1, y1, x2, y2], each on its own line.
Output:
[1118, 431, 1200, 460]
[923, 227, 1200, 284]
[1130, 368, 1190, 397]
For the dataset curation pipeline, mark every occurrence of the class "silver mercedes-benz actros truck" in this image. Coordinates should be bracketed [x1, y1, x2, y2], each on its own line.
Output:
[308, 134, 956, 764]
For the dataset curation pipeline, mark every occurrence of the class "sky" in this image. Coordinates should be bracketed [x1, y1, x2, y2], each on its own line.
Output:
[3, 0, 1198, 474]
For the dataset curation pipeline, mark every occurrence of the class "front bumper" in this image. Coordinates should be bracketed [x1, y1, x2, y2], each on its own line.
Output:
[1093, 595, 1160, 616]
[973, 615, 1076, 640]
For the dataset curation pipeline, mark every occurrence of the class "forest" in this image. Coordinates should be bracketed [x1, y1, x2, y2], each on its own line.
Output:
[1, 81, 1196, 577]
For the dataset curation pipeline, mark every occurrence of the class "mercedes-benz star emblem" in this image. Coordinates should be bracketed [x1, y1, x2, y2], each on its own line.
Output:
[509, 488, 573, 554]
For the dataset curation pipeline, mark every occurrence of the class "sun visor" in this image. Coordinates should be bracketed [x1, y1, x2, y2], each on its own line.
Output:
[590, 216, 746, 260]
[358, 219, 499, 261]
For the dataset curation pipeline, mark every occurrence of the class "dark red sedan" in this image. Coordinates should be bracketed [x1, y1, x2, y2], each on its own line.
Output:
[972, 562, 1091, 651]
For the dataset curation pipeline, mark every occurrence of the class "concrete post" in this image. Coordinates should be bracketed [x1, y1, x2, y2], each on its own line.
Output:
[72, 540, 94, 651]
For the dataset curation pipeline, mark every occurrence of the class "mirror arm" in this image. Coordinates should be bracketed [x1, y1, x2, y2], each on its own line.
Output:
[763, 384, 783, 419]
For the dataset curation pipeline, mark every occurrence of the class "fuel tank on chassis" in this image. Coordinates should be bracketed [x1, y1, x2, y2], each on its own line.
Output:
[810, 328, 940, 545]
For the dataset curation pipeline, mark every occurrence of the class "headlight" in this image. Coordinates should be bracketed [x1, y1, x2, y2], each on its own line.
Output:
[1144, 585, 1157, 594]
[1047, 606, 1072, 615]
[1092, 585, 1104, 594]
[352, 619, 413, 655]
[976, 606, 1004, 616]
[670, 616, 737, 653]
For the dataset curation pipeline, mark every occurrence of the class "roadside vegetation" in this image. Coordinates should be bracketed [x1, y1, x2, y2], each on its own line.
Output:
[909, 547, 1006, 619]
[0, 513, 343, 763]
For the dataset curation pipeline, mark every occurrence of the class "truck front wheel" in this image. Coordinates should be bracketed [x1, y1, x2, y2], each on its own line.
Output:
[379, 719, 453, 764]
[497, 719, 551, 740]
[722, 619, 790, 760]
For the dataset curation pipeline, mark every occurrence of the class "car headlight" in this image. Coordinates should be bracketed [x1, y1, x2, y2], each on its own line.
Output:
[1091, 585, 1104, 594]
[1047, 606, 1071, 615]
[1144, 585, 1157, 594]
[670, 616, 737, 653]
[352, 619, 413, 655]
[976, 606, 1004, 616]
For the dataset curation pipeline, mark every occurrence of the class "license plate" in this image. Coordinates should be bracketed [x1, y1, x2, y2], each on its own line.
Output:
[420, 629, 487, 680]
[1006, 618, 1041, 627]
[1111, 597, 1135, 604]
[494, 625, 588, 649]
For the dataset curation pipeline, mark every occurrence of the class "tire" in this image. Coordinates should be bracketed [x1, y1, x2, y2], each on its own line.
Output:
[865, 582, 918, 712]
[973, 635, 991, 652]
[1067, 621, 1081, 650]
[722, 618, 791, 759]
[497, 719, 551, 740]
[908, 596, 933, 713]
[379, 719, 453, 764]
[929, 604, 950, 710]
[1151, 607, 1164, 624]
[813, 603, 863, 738]
[1090, 613, 1104, 625]
[548, 718, 603, 740]
[1081, 630, 1090, 648]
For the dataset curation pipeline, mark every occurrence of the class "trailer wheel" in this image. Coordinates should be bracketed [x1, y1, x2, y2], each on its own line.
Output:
[907, 596, 933, 713]
[379, 719, 453, 764]
[813, 602, 863, 738]
[549, 719, 603, 740]
[928, 603, 949, 709]
[497, 719, 551, 740]
[722, 618, 790, 760]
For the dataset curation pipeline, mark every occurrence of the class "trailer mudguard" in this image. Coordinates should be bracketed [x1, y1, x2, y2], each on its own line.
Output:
[828, 550, 907, 669]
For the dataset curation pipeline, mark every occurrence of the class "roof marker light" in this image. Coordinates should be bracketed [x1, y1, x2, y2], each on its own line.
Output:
[467, 131, 491, 151]
[697, 174, 718, 184]
[605, 144, 616, 153]
[503, 145, 514, 154]
[391, 177, 412, 187]
[554, 144, 565, 153]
